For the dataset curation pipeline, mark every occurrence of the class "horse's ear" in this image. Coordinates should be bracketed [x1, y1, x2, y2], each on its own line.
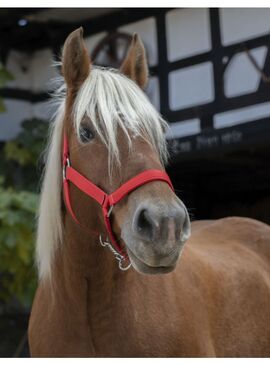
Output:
[120, 33, 148, 89]
[62, 27, 91, 89]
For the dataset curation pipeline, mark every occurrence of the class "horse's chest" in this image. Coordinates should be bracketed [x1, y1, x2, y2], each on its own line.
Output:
[88, 282, 217, 357]
[91, 312, 178, 356]
[89, 302, 196, 357]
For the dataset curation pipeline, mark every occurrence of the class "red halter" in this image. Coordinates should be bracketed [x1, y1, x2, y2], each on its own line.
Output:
[62, 133, 174, 267]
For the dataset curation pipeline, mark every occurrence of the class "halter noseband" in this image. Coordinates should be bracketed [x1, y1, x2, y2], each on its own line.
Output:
[62, 133, 174, 270]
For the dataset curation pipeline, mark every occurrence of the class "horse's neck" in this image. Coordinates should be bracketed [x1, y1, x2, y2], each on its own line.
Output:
[52, 213, 120, 307]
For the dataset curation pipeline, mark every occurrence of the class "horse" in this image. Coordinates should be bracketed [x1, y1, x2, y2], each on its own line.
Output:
[28, 27, 270, 357]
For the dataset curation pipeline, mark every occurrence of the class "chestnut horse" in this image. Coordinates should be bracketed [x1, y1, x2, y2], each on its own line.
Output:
[29, 28, 270, 357]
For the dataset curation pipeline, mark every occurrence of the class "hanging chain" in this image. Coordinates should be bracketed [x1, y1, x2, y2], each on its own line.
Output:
[99, 235, 131, 271]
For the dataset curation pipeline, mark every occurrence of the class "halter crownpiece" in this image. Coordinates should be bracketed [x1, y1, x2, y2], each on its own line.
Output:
[62, 133, 174, 270]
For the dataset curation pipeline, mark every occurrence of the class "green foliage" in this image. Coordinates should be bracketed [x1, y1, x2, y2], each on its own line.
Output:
[0, 185, 38, 307]
[0, 118, 49, 309]
[0, 64, 13, 112]
[1, 119, 49, 191]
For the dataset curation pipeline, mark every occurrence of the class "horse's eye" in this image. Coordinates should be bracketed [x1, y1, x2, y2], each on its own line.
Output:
[79, 126, 94, 143]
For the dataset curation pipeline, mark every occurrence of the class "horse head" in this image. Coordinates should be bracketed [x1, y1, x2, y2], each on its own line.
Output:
[38, 27, 191, 277]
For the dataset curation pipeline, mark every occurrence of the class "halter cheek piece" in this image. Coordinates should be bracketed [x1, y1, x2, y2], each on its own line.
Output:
[62, 133, 174, 270]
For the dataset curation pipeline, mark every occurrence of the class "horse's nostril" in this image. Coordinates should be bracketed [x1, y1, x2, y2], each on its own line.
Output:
[137, 209, 148, 231]
[136, 208, 158, 240]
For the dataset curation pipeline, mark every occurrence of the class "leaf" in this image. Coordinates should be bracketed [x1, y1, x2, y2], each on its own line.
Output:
[5, 232, 18, 248]
[4, 142, 33, 165]
[15, 191, 39, 213]
[0, 188, 13, 209]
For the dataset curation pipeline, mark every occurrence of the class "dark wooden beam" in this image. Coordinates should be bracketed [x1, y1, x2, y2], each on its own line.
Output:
[0, 88, 48, 102]
[0, 8, 47, 27]
[0, 8, 171, 52]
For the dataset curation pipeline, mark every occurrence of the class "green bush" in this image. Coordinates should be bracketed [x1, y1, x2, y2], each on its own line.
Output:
[0, 119, 49, 309]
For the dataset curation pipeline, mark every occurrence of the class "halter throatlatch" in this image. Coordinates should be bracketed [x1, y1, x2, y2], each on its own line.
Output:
[62, 133, 174, 270]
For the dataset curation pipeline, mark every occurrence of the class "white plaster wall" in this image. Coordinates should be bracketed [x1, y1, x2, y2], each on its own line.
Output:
[224, 46, 267, 98]
[6, 48, 57, 92]
[220, 8, 270, 46]
[5, 50, 32, 90]
[31, 49, 58, 92]
[0, 99, 53, 140]
[169, 62, 214, 110]
[0, 100, 32, 140]
[166, 8, 211, 62]
[214, 102, 270, 129]
[166, 118, 201, 139]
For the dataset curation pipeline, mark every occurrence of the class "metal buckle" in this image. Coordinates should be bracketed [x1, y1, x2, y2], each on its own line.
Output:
[99, 235, 131, 271]
[63, 158, 70, 180]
